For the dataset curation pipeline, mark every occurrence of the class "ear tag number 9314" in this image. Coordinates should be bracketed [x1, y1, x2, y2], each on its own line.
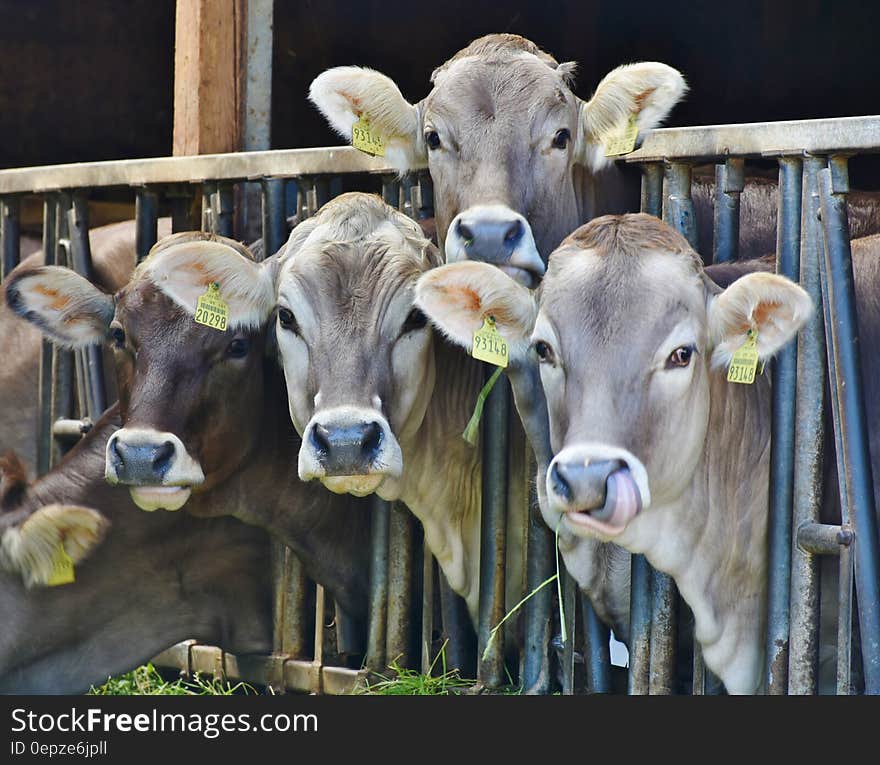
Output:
[195, 282, 229, 332]
[604, 115, 639, 157]
[352, 117, 385, 157]
[727, 329, 760, 384]
[472, 315, 509, 368]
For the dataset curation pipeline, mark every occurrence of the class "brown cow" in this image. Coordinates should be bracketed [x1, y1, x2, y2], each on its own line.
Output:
[0, 413, 273, 693]
[4, 232, 373, 627]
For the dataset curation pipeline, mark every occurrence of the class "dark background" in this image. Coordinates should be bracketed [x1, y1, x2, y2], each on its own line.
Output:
[0, 0, 878, 177]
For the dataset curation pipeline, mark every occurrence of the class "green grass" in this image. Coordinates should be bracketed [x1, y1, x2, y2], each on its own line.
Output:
[88, 663, 257, 696]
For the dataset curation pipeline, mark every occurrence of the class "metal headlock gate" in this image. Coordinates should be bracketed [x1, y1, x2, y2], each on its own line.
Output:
[0, 114, 879, 694]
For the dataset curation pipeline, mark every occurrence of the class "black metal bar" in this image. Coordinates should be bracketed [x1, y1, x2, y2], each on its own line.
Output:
[648, 570, 677, 694]
[386, 502, 416, 668]
[560, 571, 578, 694]
[640, 163, 663, 218]
[522, 480, 554, 694]
[168, 185, 198, 233]
[628, 554, 651, 694]
[135, 188, 159, 263]
[765, 155, 802, 694]
[204, 182, 235, 237]
[417, 172, 434, 220]
[712, 157, 745, 264]
[260, 178, 287, 260]
[365, 496, 389, 673]
[788, 155, 827, 695]
[438, 573, 476, 678]
[421, 549, 435, 675]
[477, 371, 510, 687]
[67, 193, 106, 420]
[1, 195, 21, 281]
[580, 594, 611, 694]
[817, 160, 880, 693]
[36, 196, 58, 476]
[838, 541, 855, 694]
[381, 176, 400, 209]
[663, 162, 698, 249]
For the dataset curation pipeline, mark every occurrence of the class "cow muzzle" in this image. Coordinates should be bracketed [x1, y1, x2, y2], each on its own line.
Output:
[547, 444, 650, 537]
[298, 407, 402, 497]
[105, 428, 205, 512]
[444, 205, 545, 288]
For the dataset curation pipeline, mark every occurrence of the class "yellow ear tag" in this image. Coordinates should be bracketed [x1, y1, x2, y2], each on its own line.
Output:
[352, 117, 385, 157]
[604, 115, 639, 157]
[727, 329, 760, 384]
[194, 282, 229, 332]
[472, 315, 509, 368]
[47, 544, 75, 586]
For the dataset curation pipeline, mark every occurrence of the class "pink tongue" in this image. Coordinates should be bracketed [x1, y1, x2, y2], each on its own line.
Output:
[603, 469, 641, 528]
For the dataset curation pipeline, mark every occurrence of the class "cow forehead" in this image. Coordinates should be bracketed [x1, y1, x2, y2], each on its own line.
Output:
[426, 54, 575, 124]
[539, 249, 707, 353]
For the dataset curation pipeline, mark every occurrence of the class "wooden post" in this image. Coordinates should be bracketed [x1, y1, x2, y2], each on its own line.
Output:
[173, 0, 245, 156]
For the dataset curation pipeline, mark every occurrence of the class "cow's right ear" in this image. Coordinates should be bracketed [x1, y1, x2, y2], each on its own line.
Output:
[4, 266, 114, 347]
[309, 66, 425, 173]
[415, 262, 538, 363]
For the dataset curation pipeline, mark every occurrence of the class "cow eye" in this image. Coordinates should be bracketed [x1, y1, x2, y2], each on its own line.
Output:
[401, 307, 428, 334]
[666, 345, 695, 369]
[109, 325, 126, 349]
[226, 337, 251, 359]
[277, 307, 299, 334]
[552, 129, 571, 150]
[533, 340, 555, 364]
[425, 130, 441, 151]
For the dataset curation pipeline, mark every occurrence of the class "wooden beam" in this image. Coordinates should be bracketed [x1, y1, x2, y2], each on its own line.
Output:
[173, 0, 245, 156]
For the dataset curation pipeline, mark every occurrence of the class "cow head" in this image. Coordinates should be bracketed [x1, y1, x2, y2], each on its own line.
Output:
[309, 34, 686, 286]
[415, 214, 811, 544]
[5, 233, 275, 512]
[274, 193, 440, 499]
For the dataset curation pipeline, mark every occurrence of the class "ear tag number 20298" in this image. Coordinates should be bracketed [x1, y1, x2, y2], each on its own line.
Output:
[727, 329, 760, 384]
[195, 282, 229, 332]
[47, 545, 75, 586]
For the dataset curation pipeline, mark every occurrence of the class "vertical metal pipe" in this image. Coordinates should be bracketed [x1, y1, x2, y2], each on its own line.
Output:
[271, 544, 312, 658]
[522, 480, 554, 694]
[204, 182, 235, 237]
[628, 553, 651, 694]
[438, 574, 476, 678]
[135, 188, 159, 263]
[648, 570, 677, 694]
[421, 548, 436, 675]
[417, 172, 434, 220]
[837, 540, 855, 694]
[1, 195, 21, 281]
[67, 193, 106, 420]
[312, 584, 325, 693]
[381, 176, 400, 209]
[581, 594, 612, 694]
[386, 502, 415, 668]
[477, 371, 510, 687]
[818, 160, 880, 693]
[169, 185, 198, 233]
[260, 178, 287, 259]
[51, 203, 74, 462]
[663, 162, 698, 249]
[692, 642, 706, 695]
[36, 196, 58, 476]
[365, 496, 389, 673]
[712, 158, 745, 264]
[640, 163, 664, 218]
[765, 156, 802, 694]
[313, 177, 331, 211]
[560, 571, 578, 694]
[788, 155, 827, 695]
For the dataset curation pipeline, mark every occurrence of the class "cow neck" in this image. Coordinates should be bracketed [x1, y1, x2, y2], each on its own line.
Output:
[396, 338, 485, 617]
[184, 359, 372, 620]
[620, 369, 772, 693]
[1, 405, 272, 692]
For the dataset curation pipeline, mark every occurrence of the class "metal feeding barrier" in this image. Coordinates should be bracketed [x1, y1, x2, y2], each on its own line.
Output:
[0, 113, 878, 694]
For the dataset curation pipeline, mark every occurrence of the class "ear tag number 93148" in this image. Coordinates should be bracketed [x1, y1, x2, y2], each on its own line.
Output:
[195, 282, 229, 332]
[352, 117, 385, 157]
[472, 315, 508, 368]
[727, 329, 760, 384]
[47, 544, 75, 587]
[604, 115, 639, 157]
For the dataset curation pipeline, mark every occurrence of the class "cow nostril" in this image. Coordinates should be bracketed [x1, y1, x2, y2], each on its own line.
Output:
[310, 423, 331, 455]
[109, 437, 124, 467]
[152, 441, 175, 477]
[457, 220, 475, 244]
[503, 219, 523, 245]
[361, 421, 383, 458]
[550, 462, 572, 503]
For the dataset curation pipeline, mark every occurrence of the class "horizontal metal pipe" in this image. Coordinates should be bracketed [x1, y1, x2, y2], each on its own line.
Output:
[796, 523, 853, 556]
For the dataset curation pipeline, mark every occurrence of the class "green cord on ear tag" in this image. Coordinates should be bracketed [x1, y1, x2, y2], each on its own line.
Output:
[462, 366, 504, 446]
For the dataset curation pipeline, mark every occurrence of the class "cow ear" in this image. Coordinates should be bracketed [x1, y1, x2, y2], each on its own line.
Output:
[0, 504, 109, 588]
[4, 266, 114, 347]
[415, 262, 538, 363]
[708, 272, 813, 367]
[309, 66, 425, 173]
[578, 62, 687, 172]
[142, 235, 275, 331]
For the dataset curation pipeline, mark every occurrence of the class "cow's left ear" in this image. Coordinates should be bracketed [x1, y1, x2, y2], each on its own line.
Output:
[708, 272, 813, 367]
[415, 262, 538, 363]
[142, 235, 275, 331]
[578, 62, 687, 172]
